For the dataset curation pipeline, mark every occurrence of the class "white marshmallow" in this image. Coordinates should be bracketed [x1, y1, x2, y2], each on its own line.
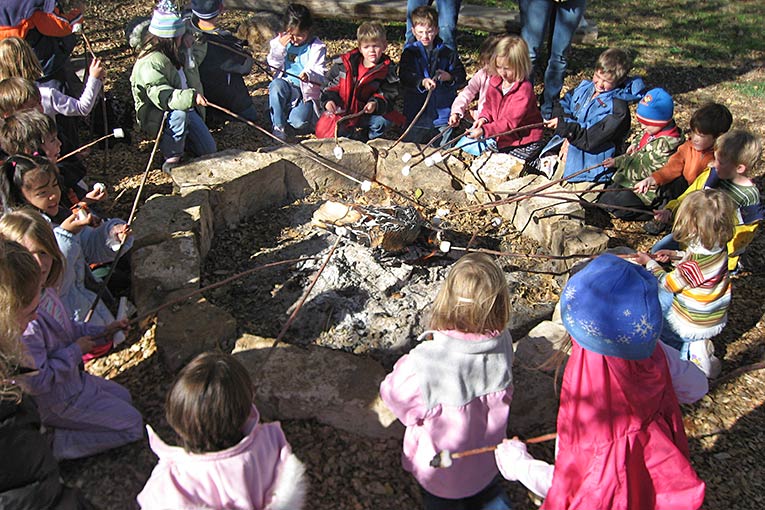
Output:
[333, 145, 344, 160]
[401, 152, 413, 163]
[464, 183, 477, 195]
[424, 156, 435, 167]
[401, 166, 411, 176]
[360, 180, 372, 192]
[93, 182, 106, 193]
[439, 241, 451, 253]
[112, 128, 125, 139]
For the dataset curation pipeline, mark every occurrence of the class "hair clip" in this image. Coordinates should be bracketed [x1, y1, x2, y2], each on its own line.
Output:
[456, 297, 475, 303]
[10, 161, 16, 167]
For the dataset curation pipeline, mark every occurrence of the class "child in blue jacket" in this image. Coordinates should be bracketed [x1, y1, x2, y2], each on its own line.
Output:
[539, 48, 644, 182]
[399, 6, 466, 145]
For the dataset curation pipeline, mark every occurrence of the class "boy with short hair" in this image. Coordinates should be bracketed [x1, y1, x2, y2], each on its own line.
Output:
[652, 130, 762, 271]
[190, 0, 258, 123]
[539, 48, 645, 182]
[317, 21, 401, 140]
[637, 102, 732, 232]
[597, 87, 684, 220]
[399, 6, 466, 145]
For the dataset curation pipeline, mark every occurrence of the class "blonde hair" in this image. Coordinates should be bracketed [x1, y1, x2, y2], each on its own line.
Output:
[595, 48, 632, 85]
[715, 130, 762, 174]
[673, 189, 736, 250]
[0, 37, 43, 81]
[0, 77, 41, 118]
[0, 238, 41, 402]
[0, 209, 65, 290]
[0, 109, 56, 156]
[429, 253, 511, 334]
[411, 6, 438, 29]
[489, 35, 532, 81]
[357, 21, 386, 45]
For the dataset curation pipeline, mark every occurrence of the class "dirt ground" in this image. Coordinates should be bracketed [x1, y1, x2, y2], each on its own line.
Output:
[52, 1, 765, 508]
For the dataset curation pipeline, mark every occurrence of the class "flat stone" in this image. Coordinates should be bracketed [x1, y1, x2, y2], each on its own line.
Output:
[464, 152, 526, 202]
[155, 292, 238, 372]
[132, 189, 213, 258]
[172, 149, 290, 230]
[131, 234, 200, 313]
[369, 139, 467, 199]
[269, 138, 376, 193]
[233, 334, 404, 439]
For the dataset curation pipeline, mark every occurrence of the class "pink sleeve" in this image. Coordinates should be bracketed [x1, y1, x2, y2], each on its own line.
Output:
[379, 355, 427, 426]
[451, 69, 486, 117]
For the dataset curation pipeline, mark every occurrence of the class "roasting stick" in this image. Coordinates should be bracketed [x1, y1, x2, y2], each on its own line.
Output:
[206, 102, 426, 209]
[332, 111, 367, 159]
[257, 236, 343, 371]
[430, 432, 558, 468]
[83, 112, 168, 322]
[87, 256, 320, 343]
[530, 191, 654, 217]
[57, 128, 125, 162]
[399, 127, 467, 168]
[380, 88, 434, 157]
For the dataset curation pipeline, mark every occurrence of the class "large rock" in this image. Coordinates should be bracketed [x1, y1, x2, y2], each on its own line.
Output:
[464, 152, 526, 203]
[171, 150, 292, 230]
[155, 291, 238, 372]
[269, 138, 376, 193]
[233, 334, 404, 439]
[369, 139, 468, 199]
[236, 11, 281, 50]
[131, 189, 213, 258]
[131, 234, 200, 312]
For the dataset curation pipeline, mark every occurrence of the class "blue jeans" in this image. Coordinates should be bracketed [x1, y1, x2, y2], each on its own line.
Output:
[421, 477, 512, 510]
[406, 0, 462, 51]
[338, 114, 392, 141]
[650, 233, 680, 254]
[268, 78, 317, 133]
[455, 135, 497, 156]
[520, 0, 586, 119]
[159, 109, 217, 161]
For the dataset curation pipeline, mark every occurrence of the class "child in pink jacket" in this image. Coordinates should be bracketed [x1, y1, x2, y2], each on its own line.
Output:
[448, 34, 501, 127]
[138, 352, 307, 510]
[380, 253, 514, 510]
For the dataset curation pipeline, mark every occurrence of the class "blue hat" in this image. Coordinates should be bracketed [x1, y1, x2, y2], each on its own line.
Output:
[149, 0, 186, 39]
[636, 88, 674, 127]
[561, 254, 661, 360]
[191, 0, 222, 20]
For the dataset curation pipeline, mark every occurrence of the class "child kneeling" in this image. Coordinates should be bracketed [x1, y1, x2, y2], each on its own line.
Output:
[138, 352, 307, 510]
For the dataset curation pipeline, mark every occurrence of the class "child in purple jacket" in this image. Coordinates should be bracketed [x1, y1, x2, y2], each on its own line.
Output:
[380, 253, 514, 510]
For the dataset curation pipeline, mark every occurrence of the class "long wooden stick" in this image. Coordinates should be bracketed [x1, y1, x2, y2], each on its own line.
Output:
[451, 432, 558, 460]
[83, 112, 168, 322]
[57, 131, 119, 162]
[334, 111, 367, 146]
[382, 88, 434, 155]
[532, 191, 653, 217]
[446, 245, 679, 262]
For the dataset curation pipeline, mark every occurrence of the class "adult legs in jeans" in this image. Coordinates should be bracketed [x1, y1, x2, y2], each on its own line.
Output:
[520, 0, 585, 119]
[406, 0, 462, 50]
[158, 109, 216, 163]
[269, 78, 301, 130]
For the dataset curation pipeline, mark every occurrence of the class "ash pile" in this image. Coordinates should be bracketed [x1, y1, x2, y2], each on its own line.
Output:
[279, 202, 557, 367]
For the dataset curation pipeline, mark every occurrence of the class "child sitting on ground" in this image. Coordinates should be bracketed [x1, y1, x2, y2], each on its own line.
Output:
[537, 48, 645, 182]
[651, 130, 762, 272]
[635, 189, 735, 378]
[317, 21, 401, 141]
[130, 0, 217, 172]
[267, 4, 326, 140]
[494, 254, 706, 509]
[399, 5, 466, 145]
[138, 351, 307, 509]
[638, 102, 733, 233]
[455, 34, 543, 160]
[380, 253, 514, 509]
[190, 0, 258, 123]
[448, 34, 500, 128]
[1, 209, 143, 460]
[598, 87, 684, 219]
[0, 76, 43, 119]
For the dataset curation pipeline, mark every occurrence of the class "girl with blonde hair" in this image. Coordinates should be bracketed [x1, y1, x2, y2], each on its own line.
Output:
[381, 253, 514, 509]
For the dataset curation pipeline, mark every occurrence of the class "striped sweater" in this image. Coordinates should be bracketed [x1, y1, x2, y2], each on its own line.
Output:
[647, 247, 730, 340]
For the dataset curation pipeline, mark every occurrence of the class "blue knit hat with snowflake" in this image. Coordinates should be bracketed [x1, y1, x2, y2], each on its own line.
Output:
[636, 88, 674, 127]
[560, 253, 662, 360]
[149, 0, 186, 39]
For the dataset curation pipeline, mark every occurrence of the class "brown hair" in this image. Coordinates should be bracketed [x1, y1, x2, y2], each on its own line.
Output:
[673, 189, 736, 250]
[0, 37, 43, 81]
[357, 21, 387, 45]
[0, 109, 57, 156]
[429, 253, 511, 334]
[166, 351, 254, 453]
[595, 48, 632, 85]
[714, 129, 762, 174]
[411, 6, 438, 29]
[0, 238, 41, 402]
[0, 154, 59, 212]
[689, 102, 732, 138]
[0, 209, 65, 289]
[0, 77, 42, 118]
[479, 34, 503, 69]
[489, 35, 532, 81]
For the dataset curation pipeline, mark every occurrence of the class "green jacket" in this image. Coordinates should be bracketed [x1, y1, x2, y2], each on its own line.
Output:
[130, 42, 207, 138]
[611, 128, 684, 204]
